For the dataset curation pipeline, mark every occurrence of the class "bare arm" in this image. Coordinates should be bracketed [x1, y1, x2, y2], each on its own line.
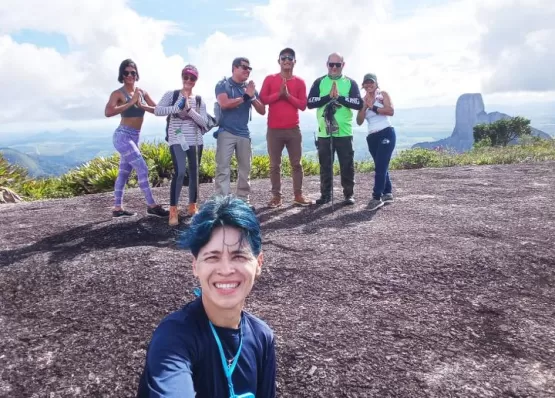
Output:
[251, 96, 266, 115]
[216, 92, 245, 110]
[356, 103, 368, 126]
[104, 90, 137, 117]
[138, 91, 157, 114]
[376, 91, 394, 116]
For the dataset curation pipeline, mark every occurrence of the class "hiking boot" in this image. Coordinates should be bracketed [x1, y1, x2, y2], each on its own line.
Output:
[315, 195, 331, 205]
[293, 194, 313, 206]
[367, 198, 384, 211]
[343, 195, 355, 205]
[147, 205, 169, 218]
[112, 209, 136, 218]
[382, 193, 394, 203]
[168, 206, 179, 226]
[187, 203, 198, 216]
[268, 196, 282, 208]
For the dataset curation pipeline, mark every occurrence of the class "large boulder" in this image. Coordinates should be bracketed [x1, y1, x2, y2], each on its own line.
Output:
[413, 93, 552, 152]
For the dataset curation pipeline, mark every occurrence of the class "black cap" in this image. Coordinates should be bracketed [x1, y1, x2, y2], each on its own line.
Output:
[279, 48, 296, 58]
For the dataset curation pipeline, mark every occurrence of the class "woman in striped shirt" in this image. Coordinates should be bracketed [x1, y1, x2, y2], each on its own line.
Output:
[150, 65, 208, 226]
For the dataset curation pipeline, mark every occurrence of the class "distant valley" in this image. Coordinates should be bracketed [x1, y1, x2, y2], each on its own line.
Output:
[1, 101, 553, 177]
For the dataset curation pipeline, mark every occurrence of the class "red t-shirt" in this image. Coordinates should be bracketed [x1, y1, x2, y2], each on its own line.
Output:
[259, 73, 307, 129]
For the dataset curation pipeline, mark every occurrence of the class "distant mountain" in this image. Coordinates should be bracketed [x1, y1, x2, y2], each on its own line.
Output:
[412, 94, 552, 152]
[0, 148, 80, 177]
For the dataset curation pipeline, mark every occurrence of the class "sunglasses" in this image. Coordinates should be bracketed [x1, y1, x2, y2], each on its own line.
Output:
[182, 74, 197, 82]
[328, 62, 342, 68]
[280, 55, 294, 61]
[237, 64, 252, 71]
[123, 70, 137, 77]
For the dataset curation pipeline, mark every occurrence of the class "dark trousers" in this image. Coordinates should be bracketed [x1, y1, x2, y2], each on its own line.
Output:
[366, 127, 396, 200]
[169, 144, 203, 205]
[317, 135, 355, 197]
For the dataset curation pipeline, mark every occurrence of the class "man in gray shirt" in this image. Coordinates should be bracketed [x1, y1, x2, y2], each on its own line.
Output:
[214, 57, 266, 208]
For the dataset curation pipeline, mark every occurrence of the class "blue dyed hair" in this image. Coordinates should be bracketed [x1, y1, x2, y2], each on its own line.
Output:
[179, 195, 262, 258]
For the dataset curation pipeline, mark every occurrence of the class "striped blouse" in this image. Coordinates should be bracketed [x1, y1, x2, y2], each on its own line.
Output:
[154, 91, 208, 147]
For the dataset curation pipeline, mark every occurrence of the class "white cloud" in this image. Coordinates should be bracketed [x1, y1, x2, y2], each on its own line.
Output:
[0, 0, 185, 127]
[477, 0, 555, 93]
[0, 0, 553, 135]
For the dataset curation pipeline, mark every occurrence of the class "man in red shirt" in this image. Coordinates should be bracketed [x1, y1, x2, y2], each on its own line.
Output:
[259, 48, 313, 207]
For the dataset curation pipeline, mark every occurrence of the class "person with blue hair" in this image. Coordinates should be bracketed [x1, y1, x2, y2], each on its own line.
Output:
[136, 195, 276, 398]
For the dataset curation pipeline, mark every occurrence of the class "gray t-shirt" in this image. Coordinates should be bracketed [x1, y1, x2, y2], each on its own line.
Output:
[214, 78, 258, 138]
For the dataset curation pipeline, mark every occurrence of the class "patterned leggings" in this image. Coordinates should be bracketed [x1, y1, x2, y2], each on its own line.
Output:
[112, 125, 155, 207]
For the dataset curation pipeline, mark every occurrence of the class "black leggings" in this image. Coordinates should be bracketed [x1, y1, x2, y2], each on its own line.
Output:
[169, 144, 203, 205]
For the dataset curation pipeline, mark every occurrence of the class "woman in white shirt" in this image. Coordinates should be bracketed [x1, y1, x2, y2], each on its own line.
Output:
[356, 73, 396, 211]
[145, 65, 208, 226]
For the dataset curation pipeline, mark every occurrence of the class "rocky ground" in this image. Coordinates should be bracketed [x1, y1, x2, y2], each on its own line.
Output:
[1, 162, 554, 398]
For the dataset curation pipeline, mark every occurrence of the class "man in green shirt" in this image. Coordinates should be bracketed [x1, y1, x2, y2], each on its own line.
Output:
[307, 53, 363, 205]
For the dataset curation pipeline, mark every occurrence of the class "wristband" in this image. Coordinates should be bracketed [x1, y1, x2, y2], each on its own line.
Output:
[372, 105, 379, 114]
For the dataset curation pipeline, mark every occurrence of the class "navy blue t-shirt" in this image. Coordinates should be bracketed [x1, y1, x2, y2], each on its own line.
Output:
[137, 297, 276, 397]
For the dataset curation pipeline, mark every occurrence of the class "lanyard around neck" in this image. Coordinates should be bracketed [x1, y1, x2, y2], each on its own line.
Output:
[209, 321, 243, 398]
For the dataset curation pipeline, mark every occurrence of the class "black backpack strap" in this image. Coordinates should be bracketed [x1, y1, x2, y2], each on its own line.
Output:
[171, 89, 180, 106]
[165, 90, 181, 142]
[195, 95, 201, 111]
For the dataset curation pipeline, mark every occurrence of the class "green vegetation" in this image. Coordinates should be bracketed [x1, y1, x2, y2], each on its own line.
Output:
[473, 116, 532, 147]
[1, 137, 554, 201]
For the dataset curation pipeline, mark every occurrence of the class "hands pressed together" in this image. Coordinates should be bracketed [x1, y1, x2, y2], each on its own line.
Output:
[329, 82, 339, 100]
[279, 78, 289, 99]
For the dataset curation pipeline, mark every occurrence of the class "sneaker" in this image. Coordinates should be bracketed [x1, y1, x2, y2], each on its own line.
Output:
[147, 205, 169, 218]
[187, 203, 198, 216]
[112, 209, 136, 218]
[367, 198, 384, 211]
[343, 195, 355, 205]
[382, 193, 394, 203]
[267, 196, 282, 208]
[168, 206, 179, 226]
[293, 194, 313, 206]
[315, 195, 331, 205]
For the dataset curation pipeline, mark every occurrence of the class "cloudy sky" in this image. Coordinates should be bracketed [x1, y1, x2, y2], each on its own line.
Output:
[0, 0, 553, 135]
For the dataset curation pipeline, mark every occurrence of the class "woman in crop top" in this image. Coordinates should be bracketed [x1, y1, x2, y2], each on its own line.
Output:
[104, 59, 170, 219]
[356, 73, 397, 211]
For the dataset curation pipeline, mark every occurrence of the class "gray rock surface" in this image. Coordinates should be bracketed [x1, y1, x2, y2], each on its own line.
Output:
[413, 93, 552, 151]
[1, 164, 555, 397]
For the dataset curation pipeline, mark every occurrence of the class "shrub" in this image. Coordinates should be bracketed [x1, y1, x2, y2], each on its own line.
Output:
[390, 148, 443, 169]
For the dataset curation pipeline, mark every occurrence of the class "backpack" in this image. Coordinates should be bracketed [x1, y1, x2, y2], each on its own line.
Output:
[196, 96, 218, 134]
[165, 91, 218, 141]
[212, 77, 252, 138]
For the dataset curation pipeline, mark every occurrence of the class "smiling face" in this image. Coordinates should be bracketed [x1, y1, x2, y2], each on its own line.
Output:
[182, 72, 197, 90]
[192, 226, 262, 312]
[327, 54, 344, 77]
[232, 61, 252, 82]
[363, 79, 377, 93]
[279, 52, 295, 72]
[122, 66, 137, 84]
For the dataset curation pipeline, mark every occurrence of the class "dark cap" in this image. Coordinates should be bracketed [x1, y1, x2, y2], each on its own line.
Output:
[362, 73, 377, 84]
[279, 48, 296, 58]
